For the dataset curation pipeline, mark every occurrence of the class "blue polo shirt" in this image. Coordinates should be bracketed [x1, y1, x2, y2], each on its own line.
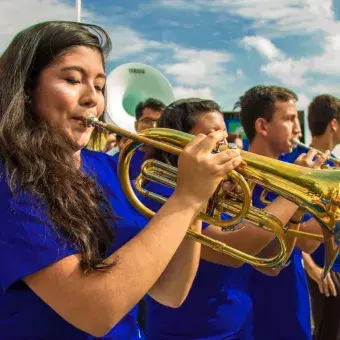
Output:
[0, 149, 148, 339]
[249, 187, 311, 340]
[249, 147, 314, 340]
[111, 149, 145, 181]
[142, 181, 253, 340]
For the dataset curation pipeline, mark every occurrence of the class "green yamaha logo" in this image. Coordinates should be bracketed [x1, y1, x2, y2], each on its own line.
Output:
[129, 68, 145, 74]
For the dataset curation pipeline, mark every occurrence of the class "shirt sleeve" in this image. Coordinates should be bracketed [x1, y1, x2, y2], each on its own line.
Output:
[0, 178, 78, 292]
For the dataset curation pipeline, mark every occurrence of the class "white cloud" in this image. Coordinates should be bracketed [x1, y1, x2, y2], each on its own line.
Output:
[162, 47, 231, 86]
[261, 58, 309, 86]
[0, 0, 235, 103]
[296, 93, 310, 110]
[155, 0, 338, 37]
[241, 33, 340, 88]
[0, 0, 84, 52]
[173, 86, 215, 100]
[0, 0, 174, 64]
[308, 85, 340, 97]
[107, 26, 166, 60]
[240, 36, 283, 61]
[307, 34, 340, 76]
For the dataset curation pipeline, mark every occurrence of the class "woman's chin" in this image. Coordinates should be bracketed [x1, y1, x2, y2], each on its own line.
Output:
[71, 133, 92, 150]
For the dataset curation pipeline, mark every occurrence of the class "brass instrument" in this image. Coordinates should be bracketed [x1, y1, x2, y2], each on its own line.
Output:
[84, 116, 340, 276]
[292, 139, 340, 166]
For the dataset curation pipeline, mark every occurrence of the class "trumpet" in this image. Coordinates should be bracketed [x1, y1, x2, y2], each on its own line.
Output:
[84, 116, 340, 276]
[292, 139, 340, 166]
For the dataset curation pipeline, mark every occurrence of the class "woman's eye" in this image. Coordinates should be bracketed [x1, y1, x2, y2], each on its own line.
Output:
[95, 85, 104, 92]
[66, 78, 80, 84]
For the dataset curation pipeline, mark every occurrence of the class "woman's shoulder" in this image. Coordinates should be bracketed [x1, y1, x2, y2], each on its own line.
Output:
[81, 148, 119, 178]
[82, 148, 118, 167]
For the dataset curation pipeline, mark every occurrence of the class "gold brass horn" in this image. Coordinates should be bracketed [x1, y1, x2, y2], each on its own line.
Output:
[225, 144, 340, 277]
[84, 115, 290, 269]
[84, 116, 340, 275]
[131, 129, 340, 277]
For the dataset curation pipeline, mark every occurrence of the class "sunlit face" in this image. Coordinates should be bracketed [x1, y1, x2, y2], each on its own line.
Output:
[263, 100, 301, 155]
[189, 111, 227, 139]
[32, 46, 106, 150]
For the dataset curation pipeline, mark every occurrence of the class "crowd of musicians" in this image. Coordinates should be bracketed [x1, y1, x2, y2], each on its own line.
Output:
[0, 20, 339, 340]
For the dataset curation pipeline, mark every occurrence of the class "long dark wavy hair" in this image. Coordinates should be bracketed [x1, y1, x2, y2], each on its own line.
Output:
[0, 21, 116, 271]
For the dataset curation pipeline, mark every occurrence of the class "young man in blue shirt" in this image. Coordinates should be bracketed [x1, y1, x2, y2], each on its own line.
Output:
[108, 98, 165, 180]
[235, 85, 326, 340]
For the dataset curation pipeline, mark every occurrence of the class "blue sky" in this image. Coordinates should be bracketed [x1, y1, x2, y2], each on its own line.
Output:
[1, 0, 340, 114]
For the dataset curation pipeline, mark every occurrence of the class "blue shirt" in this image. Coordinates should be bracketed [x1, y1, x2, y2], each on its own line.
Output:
[249, 147, 314, 340]
[0, 149, 148, 340]
[111, 149, 145, 181]
[142, 181, 254, 340]
[249, 186, 311, 340]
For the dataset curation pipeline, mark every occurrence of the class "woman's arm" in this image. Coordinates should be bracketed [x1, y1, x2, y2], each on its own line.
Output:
[148, 219, 202, 307]
[24, 193, 203, 337]
[23, 131, 242, 337]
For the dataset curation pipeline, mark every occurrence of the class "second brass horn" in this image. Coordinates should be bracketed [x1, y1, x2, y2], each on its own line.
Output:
[84, 116, 289, 269]
[84, 116, 340, 275]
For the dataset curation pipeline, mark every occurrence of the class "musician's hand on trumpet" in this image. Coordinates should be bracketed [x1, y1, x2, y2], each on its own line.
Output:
[174, 131, 242, 210]
[294, 148, 330, 169]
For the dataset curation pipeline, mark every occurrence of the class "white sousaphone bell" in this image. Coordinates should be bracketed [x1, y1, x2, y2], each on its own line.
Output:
[105, 62, 175, 132]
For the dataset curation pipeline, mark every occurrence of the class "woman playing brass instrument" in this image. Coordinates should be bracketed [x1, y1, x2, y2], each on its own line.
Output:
[0, 21, 243, 339]
[138, 99, 324, 340]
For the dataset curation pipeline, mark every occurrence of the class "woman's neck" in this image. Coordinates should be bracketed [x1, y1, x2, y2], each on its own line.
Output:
[74, 149, 82, 169]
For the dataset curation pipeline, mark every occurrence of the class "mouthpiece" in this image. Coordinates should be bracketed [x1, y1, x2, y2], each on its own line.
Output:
[82, 115, 98, 127]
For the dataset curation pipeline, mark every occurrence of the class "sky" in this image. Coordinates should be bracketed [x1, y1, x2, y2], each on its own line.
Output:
[1, 0, 340, 146]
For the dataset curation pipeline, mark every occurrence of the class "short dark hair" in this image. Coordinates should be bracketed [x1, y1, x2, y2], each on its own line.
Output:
[148, 98, 222, 166]
[308, 95, 340, 136]
[135, 98, 166, 120]
[234, 85, 298, 142]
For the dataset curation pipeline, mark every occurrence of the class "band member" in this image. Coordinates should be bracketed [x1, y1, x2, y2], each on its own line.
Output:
[139, 98, 322, 340]
[107, 98, 165, 179]
[107, 134, 129, 156]
[302, 94, 340, 340]
[236, 85, 326, 340]
[0, 21, 243, 339]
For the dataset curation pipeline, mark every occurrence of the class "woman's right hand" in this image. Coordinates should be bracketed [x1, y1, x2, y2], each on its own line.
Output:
[174, 131, 242, 208]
